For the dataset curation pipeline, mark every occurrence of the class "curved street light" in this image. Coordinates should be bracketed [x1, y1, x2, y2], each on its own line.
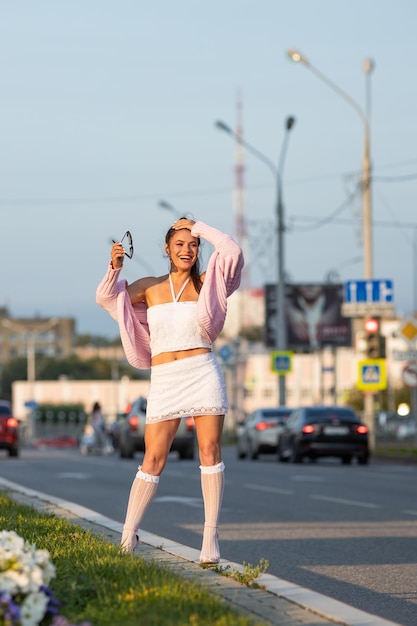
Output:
[287, 48, 374, 279]
[215, 117, 296, 405]
[158, 200, 183, 219]
[287, 49, 377, 439]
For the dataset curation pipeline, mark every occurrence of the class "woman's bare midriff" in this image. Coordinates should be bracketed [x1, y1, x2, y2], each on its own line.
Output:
[151, 347, 211, 366]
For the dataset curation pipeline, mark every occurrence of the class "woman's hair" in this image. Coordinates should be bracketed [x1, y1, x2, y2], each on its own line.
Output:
[92, 401, 101, 413]
[165, 217, 202, 293]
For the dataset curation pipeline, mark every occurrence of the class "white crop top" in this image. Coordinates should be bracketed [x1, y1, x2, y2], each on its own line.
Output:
[147, 275, 212, 358]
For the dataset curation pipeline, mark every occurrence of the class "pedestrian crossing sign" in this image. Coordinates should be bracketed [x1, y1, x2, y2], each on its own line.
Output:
[271, 351, 293, 374]
[357, 359, 387, 390]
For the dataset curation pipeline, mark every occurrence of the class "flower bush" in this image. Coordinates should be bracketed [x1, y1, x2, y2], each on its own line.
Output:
[0, 530, 90, 626]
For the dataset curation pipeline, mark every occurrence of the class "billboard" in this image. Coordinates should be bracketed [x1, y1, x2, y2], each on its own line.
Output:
[265, 283, 352, 351]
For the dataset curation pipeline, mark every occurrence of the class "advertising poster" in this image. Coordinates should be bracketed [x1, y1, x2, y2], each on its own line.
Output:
[265, 283, 352, 351]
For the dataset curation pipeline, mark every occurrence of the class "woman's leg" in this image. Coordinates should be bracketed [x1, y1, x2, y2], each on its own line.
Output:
[121, 418, 181, 552]
[194, 414, 225, 563]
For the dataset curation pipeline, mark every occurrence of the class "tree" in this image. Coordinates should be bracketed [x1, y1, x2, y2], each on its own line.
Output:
[76, 334, 121, 347]
[238, 326, 264, 342]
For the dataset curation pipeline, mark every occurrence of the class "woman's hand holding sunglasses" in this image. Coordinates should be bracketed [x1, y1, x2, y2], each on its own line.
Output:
[111, 241, 125, 269]
[111, 231, 133, 269]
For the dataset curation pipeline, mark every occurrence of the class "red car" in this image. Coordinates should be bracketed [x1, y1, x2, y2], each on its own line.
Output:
[0, 401, 19, 457]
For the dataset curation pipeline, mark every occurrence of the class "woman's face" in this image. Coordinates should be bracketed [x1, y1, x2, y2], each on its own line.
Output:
[166, 229, 199, 271]
[299, 285, 323, 302]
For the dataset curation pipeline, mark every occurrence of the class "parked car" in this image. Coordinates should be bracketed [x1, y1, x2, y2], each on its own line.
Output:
[277, 405, 370, 465]
[118, 397, 196, 460]
[0, 400, 19, 457]
[236, 407, 292, 460]
[107, 411, 129, 451]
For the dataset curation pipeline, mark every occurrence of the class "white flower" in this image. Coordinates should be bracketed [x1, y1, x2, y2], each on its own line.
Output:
[0, 568, 31, 594]
[20, 591, 49, 626]
[0, 530, 25, 553]
[0, 530, 57, 625]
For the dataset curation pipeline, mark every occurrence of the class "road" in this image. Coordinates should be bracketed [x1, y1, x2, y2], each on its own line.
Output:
[1, 445, 416, 625]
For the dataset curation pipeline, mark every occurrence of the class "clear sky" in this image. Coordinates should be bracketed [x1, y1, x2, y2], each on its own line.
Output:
[2, 1, 416, 338]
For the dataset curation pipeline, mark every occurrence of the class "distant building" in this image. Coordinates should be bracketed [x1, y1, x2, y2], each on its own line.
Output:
[75, 344, 126, 361]
[222, 288, 265, 337]
[0, 308, 75, 366]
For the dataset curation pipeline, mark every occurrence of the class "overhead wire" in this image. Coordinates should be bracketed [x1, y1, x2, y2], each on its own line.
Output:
[0, 161, 416, 207]
[289, 187, 361, 232]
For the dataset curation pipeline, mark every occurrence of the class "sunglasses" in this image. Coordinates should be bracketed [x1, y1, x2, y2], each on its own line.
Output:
[112, 231, 133, 259]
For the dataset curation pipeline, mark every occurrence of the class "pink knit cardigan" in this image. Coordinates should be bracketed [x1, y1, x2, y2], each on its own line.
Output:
[96, 221, 244, 369]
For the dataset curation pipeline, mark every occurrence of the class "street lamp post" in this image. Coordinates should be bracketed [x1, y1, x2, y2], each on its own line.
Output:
[0, 317, 59, 441]
[158, 200, 183, 219]
[413, 227, 417, 314]
[215, 117, 296, 406]
[0, 317, 59, 385]
[287, 49, 374, 279]
[287, 49, 376, 438]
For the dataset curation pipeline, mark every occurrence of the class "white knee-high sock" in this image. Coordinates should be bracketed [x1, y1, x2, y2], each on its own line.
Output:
[121, 467, 159, 552]
[200, 461, 225, 563]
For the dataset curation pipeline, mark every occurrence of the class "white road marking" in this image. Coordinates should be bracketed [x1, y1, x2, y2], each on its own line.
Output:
[292, 475, 326, 482]
[57, 472, 90, 479]
[311, 494, 380, 508]
[154, 496, 202, 508]
[244, 483, 293, 495]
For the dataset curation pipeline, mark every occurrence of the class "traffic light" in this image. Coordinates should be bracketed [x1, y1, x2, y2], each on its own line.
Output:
[364, 318, 386, 359]
[366, 332, 380, 358]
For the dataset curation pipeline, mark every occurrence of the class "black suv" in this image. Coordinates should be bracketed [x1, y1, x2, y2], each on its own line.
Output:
[277, 405, 370, 465]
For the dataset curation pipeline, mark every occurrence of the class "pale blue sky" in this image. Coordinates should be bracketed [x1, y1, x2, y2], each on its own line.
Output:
[1, 1, 416, 337]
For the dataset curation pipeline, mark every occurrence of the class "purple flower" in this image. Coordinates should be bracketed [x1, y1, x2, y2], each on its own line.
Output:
[40, 584, 61, 615]
[51, 617, 93, 626]
[0, 591, 21, 625]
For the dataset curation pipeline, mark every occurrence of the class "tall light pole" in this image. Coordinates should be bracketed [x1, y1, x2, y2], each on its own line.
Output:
[215, 117, 296, 406]
[0, 317, 59, 384]
[158, 200, 183, 219]
[287, 49, 374, 279]
[413, 227, 417, 315]
[287, 49, 376, 439]
[0, 317, 59, 441]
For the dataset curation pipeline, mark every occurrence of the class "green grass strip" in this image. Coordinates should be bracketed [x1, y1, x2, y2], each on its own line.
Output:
[0, 492, 263, 626]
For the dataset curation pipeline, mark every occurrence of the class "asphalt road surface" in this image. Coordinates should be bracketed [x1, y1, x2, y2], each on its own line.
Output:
[0, 445, 416, 625]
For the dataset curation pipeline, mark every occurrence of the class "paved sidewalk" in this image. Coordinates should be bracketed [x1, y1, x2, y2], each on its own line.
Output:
[0, 478, 401, 626]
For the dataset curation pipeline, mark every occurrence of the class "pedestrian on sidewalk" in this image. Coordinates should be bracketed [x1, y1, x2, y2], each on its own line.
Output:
[96, 217, 244, 563]
[89, 401, 106, 448]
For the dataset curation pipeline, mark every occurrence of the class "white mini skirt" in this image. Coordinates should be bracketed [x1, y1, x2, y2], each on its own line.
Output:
[146, 352, 228, 423]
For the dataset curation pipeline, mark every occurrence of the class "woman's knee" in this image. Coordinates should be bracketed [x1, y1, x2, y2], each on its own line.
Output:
[198, 441, 222, 466]
[142, 451, 169, 475]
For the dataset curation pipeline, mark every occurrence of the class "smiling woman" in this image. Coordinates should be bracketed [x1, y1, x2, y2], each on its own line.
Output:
[96, 217, 244, 563]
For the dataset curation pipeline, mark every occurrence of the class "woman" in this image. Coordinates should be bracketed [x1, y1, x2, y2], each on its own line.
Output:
[96, 217, 244, 563]
[89, 401, 106, 448]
